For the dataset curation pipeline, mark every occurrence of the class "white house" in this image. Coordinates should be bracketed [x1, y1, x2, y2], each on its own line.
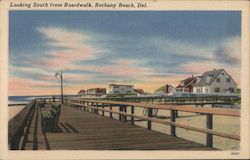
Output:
[193, 69, 237, 94]
[107, 84, 134, 94]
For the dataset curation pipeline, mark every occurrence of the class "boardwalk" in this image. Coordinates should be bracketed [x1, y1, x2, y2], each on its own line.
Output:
[21, 104, 213, 150]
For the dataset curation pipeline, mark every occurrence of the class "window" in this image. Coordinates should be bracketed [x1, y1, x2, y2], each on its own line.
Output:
[229, 88, 234, 92]
[206, 76, 211, 83]
[216, 78, 220, 82]
[226, 78, 231, 83]
[205, 89, 208, 93]
[221, 73, 225, 75]
[214, 88, 220, 93]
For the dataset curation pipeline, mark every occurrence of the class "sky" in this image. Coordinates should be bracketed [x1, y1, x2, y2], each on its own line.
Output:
[9, 11, 241, 96]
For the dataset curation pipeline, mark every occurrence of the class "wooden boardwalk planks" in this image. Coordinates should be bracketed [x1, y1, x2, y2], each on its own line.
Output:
[24, 105, 214, 150]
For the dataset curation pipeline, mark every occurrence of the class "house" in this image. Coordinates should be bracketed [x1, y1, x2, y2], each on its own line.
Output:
[154, 84, 175, 94]
[165, 84, 175, 94]
[175, 76, 199, 92]
[77, 89, 85, 95]
[193, 69, 237, 94]
[134, 89, 145, 96]
[86, 88, 106, 94]
[108, 84, 134, 94]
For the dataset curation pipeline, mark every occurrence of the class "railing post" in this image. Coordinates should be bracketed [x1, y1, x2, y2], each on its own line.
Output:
[96, 103, 99, 115]
[124, 106, 127, 122]
[119, 106, 122, 121]
[131, 106, 134, 125]
[171, 110, 176, 137]
[102, 105, 104, 116]
[91, 102, 94, 113]
[147, 108, 152, 130]
[110, 105, 113, 119]
[206, 114, 213, 147]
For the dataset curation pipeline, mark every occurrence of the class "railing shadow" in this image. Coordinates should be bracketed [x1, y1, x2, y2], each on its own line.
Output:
[56, 122, 79, 133]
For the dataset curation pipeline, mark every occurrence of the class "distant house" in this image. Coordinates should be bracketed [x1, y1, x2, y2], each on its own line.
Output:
[193, 69, 237, 94]
[165, 84, 175, 94]
[108, 84, 134, 94]
[86, 88, 106, 94]
[134, 89, 145, 96]
[77, 89, 86, 95]
[154, 84, 175, 94]
[175, 76, 199, 92]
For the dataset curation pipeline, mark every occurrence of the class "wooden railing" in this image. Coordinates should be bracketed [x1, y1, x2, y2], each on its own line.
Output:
[8, 98, 62, 149]
[8, 100, 36, 149]
[78, 95, 240, 105]
[65, 98, 240, 148]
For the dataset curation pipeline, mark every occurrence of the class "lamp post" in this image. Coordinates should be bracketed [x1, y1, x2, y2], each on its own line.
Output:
[55, 71, 64, 104]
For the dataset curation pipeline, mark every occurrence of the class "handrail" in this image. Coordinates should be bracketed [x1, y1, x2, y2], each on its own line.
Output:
[8, 100, 36, 149]
[70, 98, 240, 117]
[80, 95, 241, 104]
[66, 98, 240, 148]
[67, 101, 240, 140]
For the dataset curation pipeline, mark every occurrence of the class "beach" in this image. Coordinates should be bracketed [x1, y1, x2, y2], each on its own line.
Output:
[9, 105, 26, 120]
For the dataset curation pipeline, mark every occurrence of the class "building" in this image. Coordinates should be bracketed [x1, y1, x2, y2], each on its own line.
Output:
[77, 89, 85, 95]
[175, 76, 199, 92]
[193, 69, 237, 94]
[154, 84, 175, 95]
[165, 84, 175, 94]
[86, 88, 106, 94]
[108, 84, 134, 94]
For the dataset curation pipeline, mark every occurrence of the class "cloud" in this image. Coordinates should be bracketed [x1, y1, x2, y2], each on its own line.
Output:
[36, 27, 103, 71]
[148, 37, 214, 60]
[37, 27, 92, 49]
[8, 76, 59, 95]
[212, 36, 241, 65]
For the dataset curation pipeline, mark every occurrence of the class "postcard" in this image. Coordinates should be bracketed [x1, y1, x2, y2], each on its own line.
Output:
[0, 0, 249, 159]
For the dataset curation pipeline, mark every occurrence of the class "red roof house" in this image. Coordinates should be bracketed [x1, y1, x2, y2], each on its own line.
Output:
[175, 76, 198, 92]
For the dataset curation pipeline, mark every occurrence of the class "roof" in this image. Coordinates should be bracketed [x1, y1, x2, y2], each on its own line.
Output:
[109, 84, 133, 87]
[193, 69, 224, 87]
[78, 89, 85, 93]
[134, 89, 144, 94]
[176, 77, 197, 88]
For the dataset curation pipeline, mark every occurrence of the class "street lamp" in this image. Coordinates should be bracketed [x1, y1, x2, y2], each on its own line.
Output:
[55, 71, 64, 104]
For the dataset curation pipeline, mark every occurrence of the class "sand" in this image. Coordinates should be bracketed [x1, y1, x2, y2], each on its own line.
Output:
[9, 105, 26, 120]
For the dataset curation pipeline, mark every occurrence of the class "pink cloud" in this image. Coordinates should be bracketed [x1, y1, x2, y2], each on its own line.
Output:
[9, 76, 59, 96]
[66, 58, 154, 77]
[36, 27, 102, 71]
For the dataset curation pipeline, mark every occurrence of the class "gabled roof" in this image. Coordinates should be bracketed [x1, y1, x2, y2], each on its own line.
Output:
[176, 77, 197, 88]
[193, 69, 224, 87]
[134, 89, 144, 94]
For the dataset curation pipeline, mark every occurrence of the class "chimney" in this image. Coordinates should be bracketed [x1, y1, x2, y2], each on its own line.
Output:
[166, 84, 169, 93]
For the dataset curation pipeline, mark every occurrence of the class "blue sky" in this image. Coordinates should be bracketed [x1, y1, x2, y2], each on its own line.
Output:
[9, 11, 241, 95]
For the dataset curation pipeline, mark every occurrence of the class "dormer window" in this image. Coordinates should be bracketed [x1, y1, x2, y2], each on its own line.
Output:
[206, 75, 213, 83]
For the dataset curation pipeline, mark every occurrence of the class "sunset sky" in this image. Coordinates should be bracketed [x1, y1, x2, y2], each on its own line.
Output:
[9, 11, 241, 96]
